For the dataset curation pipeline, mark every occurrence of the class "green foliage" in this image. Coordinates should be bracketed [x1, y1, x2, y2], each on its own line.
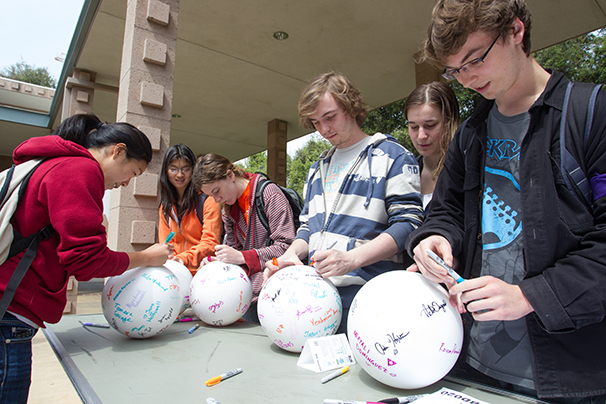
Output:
[362, 99, 420, 154]
[287, 135, 331, 199]
[0, 60, 57, 88]
[238, 151, 267, 175]
[361, 99, 407, 135]
[447, 81, 483, 122]
[534, 28, 606, 84]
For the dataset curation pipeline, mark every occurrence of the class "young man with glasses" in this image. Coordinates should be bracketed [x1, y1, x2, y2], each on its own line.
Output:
[406, 0, 606, 402]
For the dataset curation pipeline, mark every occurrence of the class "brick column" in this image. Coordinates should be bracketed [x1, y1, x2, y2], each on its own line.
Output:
[267, 119, 288, 186]
[109, 0, 179, 253]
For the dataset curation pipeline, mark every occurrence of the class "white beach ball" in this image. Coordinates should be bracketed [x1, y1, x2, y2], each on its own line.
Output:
[257, 265, 342, 353]
[189, 261, 252, 326]
[348, 270, 463, 389]
[162, 259, 193, 314]
[102, 266, 182, 338]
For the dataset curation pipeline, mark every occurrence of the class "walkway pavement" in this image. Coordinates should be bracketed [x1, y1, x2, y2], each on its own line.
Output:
[28, 280, 104, 404]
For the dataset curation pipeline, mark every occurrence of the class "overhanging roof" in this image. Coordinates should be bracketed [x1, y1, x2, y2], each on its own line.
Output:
[2, 0, 606, 160]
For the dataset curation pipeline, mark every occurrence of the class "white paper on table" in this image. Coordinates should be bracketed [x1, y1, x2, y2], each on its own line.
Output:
[413, 387, 492, 404]
[297, 333, 356, 373]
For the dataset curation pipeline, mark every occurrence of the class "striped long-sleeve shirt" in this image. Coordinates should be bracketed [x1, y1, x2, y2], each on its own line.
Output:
[223, 173, 295, 296]
[297, 132, 424, 288]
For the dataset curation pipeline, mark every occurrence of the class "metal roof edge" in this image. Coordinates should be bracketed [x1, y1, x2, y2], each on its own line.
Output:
[47, 0, 103, 128]
[0, 105, 50, 127]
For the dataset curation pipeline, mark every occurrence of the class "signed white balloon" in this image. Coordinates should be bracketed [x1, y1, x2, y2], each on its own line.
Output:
[347, 271, 463, 389]
[102, 266, 182, 339]
[189, 261, 252, 326]
[163, 259, 193, 314]
[258, 265, 342, 353]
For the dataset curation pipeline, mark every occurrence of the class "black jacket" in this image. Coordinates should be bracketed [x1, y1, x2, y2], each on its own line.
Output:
[406, 71, 606, 399]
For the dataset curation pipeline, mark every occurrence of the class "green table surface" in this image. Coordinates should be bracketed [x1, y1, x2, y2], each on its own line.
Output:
[44, 313, 546, 404]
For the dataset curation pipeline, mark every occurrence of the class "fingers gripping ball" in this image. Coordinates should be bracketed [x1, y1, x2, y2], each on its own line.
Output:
[257, 265, 342, 353]
[102, 266, 182, 339]
[347, 271, 463, 389]
[163, 260, 193, 314]
[189, 261, 252, 326]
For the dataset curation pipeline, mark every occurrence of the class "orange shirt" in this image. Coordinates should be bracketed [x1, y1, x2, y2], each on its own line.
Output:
[158, 195, 223, 274]
[237, 181, 251, 224]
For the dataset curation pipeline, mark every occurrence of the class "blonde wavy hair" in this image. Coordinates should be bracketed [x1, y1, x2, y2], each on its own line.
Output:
[298, 72, 369, 129]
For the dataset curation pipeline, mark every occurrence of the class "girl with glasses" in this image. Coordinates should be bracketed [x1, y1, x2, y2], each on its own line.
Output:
[159, 144, 223, 275]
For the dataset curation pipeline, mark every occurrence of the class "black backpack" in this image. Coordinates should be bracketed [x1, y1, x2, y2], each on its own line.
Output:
[559, 81, 602, 209]
[254, 172, 304, 246]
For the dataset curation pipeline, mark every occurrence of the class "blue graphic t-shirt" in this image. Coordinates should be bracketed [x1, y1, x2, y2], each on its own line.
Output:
[467, 105, 535, 389]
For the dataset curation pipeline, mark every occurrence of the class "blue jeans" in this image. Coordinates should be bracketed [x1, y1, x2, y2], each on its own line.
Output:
[0, 313, 38, 404]
[241, 302, 259, 324]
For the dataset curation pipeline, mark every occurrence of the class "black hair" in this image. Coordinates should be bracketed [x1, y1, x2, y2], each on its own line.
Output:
[53, 114, 153, 163]
[159, 144, 198, 227]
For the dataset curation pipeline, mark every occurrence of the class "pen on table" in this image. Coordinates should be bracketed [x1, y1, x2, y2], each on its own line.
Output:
[164, 231, 175, 244]
[311, 240, 338, 266]
[175, 316, 199, 323]
[205, 368, 243, 387]
[188, 324, 200, 334]
[324, 400, 382, 404]
[321, 366, 350, 384]
[206, 398, 221, 404]
[79, 321, 110, 329]
[378, 395, 427, 404]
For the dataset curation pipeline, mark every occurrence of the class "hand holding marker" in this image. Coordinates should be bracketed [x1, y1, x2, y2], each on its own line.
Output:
[426, 250, 464, 283]
[311, 240, 338, 267]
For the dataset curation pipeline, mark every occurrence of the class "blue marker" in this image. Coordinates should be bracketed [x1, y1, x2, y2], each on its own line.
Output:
[79, 321, 110, 328]
[426, 250, 464, 283]
[164, 231, 175, 244]
[188, 324, 200, 334]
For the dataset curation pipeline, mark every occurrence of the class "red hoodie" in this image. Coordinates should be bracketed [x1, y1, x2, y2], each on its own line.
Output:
[0, 136, 129, 326]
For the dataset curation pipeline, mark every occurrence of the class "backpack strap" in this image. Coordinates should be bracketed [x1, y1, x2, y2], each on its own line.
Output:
[196, 193, 207, 225]
[559, 82, 602, 209]
[253, 174, 272, 246]
[0, 224, 54, 320]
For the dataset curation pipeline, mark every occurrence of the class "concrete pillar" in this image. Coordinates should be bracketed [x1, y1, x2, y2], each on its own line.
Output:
[414, 57, 444, 87]
[61, 68, 98, 315]
[109, 0, 179, 253]
[62, 68, 96, 119]
[267, 119, 288, 186]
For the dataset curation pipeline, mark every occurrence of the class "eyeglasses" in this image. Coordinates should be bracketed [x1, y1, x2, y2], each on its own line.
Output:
[442, 35, 500, 81]
[168, 166, 192, 175]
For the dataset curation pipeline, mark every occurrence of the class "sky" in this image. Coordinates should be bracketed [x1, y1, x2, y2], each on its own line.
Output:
[0, 0, 85, 81]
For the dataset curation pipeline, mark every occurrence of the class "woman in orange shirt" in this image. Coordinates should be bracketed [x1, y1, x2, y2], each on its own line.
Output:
[159, 144, 223, 275]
